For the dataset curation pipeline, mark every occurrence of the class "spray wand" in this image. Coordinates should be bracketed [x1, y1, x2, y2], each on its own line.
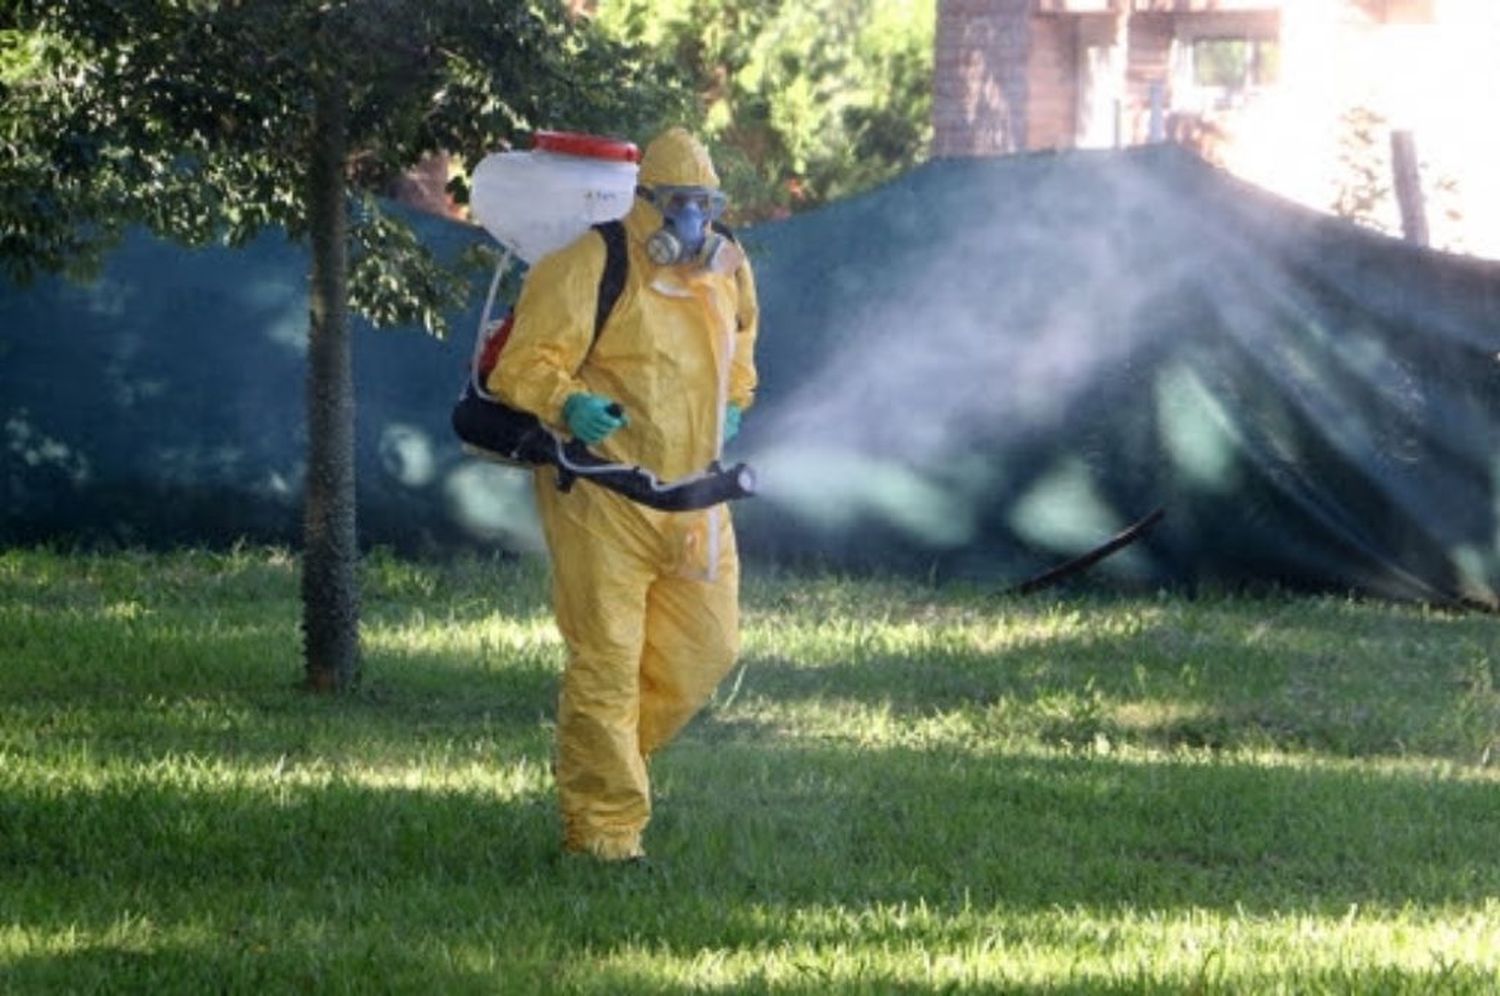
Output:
[552, 403, 756, 510]
[453, 398, 757, 512]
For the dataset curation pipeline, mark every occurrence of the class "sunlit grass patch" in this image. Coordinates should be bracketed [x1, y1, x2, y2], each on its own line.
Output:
[0, 547, 1496, 993]
[547, 901, 1500, 993]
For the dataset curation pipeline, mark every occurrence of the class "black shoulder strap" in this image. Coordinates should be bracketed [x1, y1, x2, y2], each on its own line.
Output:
[591, 220, 628, 342]
[584, 219, 732, 344]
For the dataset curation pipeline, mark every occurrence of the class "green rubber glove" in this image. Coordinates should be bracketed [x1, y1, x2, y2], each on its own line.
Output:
[723, 402, 743, 444]
[562, 393, 628, 445]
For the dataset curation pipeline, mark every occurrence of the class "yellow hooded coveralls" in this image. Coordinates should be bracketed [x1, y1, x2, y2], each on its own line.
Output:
[489, 128, 758, 860]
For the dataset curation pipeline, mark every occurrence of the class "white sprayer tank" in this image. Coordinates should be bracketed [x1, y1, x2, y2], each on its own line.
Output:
[469, 131, 640, 264]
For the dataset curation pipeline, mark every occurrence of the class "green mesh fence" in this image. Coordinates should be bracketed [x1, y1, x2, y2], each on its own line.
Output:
[3, 146, 1497, 606]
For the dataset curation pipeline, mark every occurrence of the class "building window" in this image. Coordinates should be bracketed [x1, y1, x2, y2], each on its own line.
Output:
[1191, 37, 1281, 91]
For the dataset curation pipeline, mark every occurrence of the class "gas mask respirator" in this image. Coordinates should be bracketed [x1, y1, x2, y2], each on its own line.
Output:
[641, 185, 730, 269]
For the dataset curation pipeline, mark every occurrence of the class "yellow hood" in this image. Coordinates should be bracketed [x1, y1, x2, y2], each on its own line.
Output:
[638, 127, 719, 189]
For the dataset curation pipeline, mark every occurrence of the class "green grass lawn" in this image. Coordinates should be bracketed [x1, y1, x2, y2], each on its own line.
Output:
[1, 546, 1496, 994]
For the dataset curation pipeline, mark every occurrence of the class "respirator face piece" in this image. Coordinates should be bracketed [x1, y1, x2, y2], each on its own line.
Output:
[641, 185, 728, 267]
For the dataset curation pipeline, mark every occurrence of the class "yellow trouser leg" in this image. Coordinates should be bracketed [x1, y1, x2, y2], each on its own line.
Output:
[639, 516, 741, 758]
[543, 513, 654, 859]
[536, 470, 743, 859]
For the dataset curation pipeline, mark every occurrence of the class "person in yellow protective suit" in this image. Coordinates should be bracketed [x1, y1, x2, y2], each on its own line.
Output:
[488, 127, 758, 862]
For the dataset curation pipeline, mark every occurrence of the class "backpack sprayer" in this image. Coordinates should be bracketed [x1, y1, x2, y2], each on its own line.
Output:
[453, 131, 756, 511]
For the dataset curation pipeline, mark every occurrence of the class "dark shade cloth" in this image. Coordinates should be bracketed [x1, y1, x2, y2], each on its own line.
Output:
[4, 146, 1497, 606]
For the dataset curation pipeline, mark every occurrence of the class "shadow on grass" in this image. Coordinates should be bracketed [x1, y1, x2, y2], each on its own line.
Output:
[2, 736, 1496, 991]
[725, 594, 1499, 762]
[0, 661, 562, 770]
[4, 735, 1495, 913]
[0, 777, 558, 890]
[8, 559, 1490, 766]
[3, 560, 1497, 991]
[658, 739, 1500, 914]
[0, 599, 564, 767]
[0, 938, 515, 995]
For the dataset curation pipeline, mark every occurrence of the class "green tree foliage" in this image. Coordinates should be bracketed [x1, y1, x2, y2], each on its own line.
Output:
[596, 0, 933, 221]
[1, 1, 671, 320]
[1, 0, 676, 690]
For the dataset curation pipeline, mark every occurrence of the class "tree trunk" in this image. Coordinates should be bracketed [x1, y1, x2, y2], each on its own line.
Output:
[302, 72, 360, 692]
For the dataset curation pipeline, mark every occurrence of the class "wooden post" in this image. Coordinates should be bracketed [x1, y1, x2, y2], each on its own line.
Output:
[1390, 129, 1429, 247]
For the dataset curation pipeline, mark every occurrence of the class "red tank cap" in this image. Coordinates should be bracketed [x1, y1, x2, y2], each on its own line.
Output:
[532, 130, 641, 163]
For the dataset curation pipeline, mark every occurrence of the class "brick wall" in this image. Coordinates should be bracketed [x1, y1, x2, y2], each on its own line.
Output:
[933, 0, 1034, 156]
[392, 153, 464, 220]
[1026, 15, 1078, 149]
[935, 3, 1279, 155]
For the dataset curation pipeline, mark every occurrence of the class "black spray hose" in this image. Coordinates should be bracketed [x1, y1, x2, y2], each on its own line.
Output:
[1008, 507, 1165, 595]
[551, 403, 755, 511]
[551, 404, 756, 510]
[453, 392, 755, 511]
[551, 431, 756, 511]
